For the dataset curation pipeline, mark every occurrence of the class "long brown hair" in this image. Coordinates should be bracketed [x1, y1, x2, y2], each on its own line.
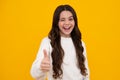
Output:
[48, 4, 88, 79]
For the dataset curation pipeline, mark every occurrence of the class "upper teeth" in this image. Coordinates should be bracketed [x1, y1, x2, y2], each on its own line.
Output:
[65, 27, 69, 29]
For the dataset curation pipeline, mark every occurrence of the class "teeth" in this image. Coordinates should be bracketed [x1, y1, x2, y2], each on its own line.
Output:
[63, 27, 70, 30]
[65, 27, 69, 29]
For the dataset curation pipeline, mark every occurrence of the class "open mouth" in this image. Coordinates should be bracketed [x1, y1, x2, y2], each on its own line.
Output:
[63, 27, 71, 30]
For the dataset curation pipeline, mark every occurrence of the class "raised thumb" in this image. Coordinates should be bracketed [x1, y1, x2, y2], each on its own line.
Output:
[43, 49, 49, 59]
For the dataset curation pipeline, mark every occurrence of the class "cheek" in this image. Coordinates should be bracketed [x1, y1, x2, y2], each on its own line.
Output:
[58, 22, 63, 28]
[72, 21, 75, 26]
[72, 22, 74, 26]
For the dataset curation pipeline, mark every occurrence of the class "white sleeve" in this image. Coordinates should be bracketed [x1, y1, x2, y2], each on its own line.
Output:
[82, 41, 90, 80]
[30, 37, 50, 80]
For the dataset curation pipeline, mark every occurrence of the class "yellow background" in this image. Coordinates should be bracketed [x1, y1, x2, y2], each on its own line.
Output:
[0, 0, 120, 80]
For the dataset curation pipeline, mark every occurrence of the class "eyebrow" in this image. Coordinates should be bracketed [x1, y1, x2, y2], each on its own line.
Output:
[69, 16, 73, 18]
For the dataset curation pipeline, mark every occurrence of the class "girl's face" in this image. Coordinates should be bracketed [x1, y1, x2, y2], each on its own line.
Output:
[58, 11, 75, 37]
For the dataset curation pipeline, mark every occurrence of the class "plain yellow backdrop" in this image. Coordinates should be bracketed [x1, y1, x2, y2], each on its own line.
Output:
[0, 0, 120, 80]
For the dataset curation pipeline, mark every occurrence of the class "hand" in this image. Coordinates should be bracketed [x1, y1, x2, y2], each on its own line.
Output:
[40, 49, 51, 72]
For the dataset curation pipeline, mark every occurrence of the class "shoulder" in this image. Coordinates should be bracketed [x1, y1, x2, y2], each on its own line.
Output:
[81, 40, 87, 55]
[41, 36, 51, 43]
[39, 36, 51, 46]
[81, 40, 86, 48]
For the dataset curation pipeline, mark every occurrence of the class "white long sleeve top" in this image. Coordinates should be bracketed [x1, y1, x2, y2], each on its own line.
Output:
[30, 37, 90, 80]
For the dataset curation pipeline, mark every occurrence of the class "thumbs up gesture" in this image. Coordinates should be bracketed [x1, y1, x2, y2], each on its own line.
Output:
[40, 49, 51, 72]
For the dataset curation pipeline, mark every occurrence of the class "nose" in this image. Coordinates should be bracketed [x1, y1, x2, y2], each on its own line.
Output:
[64, 20, 70, 25]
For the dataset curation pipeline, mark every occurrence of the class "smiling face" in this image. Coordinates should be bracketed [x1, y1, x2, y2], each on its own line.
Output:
[58, 10, 75, 37]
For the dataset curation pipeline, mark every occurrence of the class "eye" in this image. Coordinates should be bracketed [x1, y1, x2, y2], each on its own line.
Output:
[61, 19, 65, 21]
[60, 19, 65, 21]
[69, 18, 74, 21]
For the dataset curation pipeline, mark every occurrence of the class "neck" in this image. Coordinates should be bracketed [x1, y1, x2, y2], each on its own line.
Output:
[60, 32, 71, 38]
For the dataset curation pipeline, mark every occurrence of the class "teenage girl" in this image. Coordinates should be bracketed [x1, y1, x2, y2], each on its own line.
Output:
[30, 4, 90, 80]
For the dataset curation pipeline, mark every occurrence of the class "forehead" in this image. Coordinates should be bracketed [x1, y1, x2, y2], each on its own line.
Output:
[59, 11, 73, 18]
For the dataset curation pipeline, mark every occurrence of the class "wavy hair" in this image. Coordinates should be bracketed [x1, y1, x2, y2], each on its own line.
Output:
[48, 4, 88, 79]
